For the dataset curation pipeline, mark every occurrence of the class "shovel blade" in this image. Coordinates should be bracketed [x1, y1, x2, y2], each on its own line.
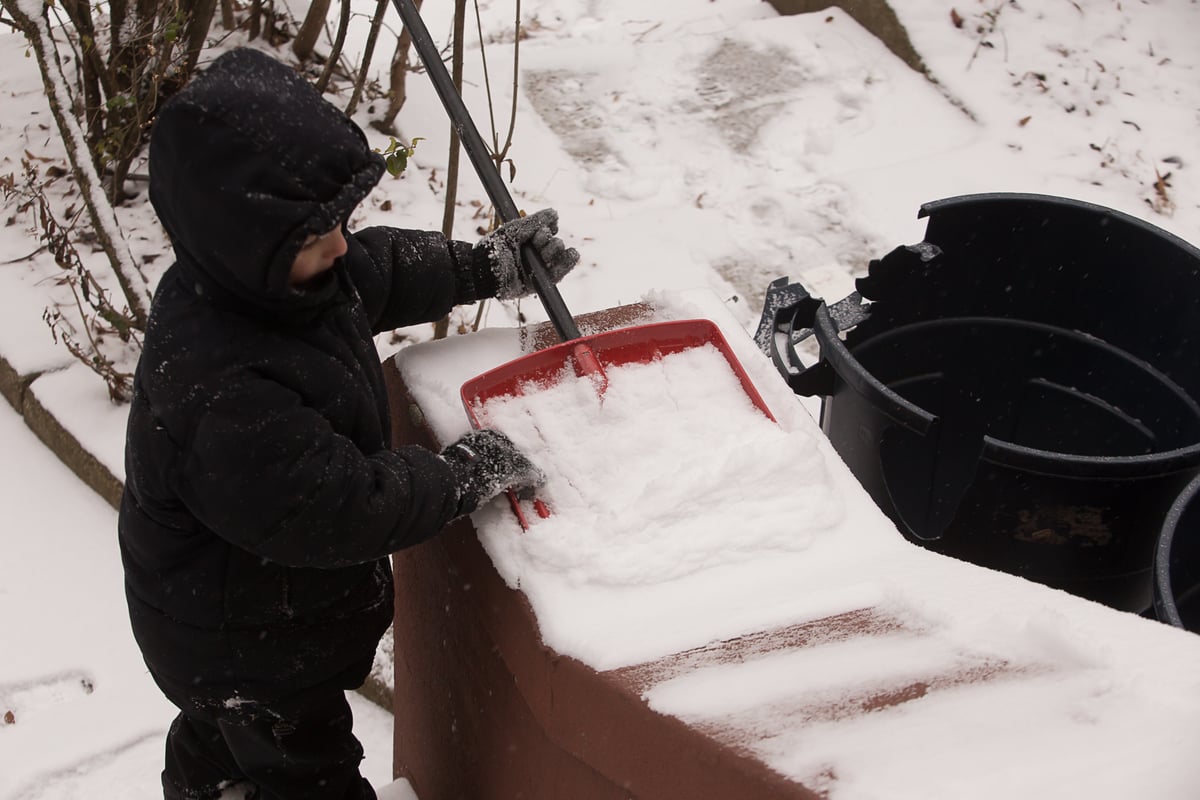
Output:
[460, 319, 776, 528]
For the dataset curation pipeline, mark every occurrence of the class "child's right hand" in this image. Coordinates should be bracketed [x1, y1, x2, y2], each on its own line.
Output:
[440, 429, 545, 517]
[471, 208, 579, 300]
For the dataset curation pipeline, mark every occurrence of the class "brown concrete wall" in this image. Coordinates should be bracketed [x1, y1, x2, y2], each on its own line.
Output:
[385, 353, 819, 799]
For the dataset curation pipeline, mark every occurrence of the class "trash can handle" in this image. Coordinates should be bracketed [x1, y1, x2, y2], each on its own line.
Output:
[754, 277, 869, 396]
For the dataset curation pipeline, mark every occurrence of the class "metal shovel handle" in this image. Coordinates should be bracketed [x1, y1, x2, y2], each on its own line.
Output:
[392, 0, 581, 343]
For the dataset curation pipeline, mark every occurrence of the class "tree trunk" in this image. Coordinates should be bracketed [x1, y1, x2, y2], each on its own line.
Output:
[432, 0, 468, 342]
[293, 0, 331, 62]
[379, 0, 423, 133]
[344, 0, 390, 118]
[220, 0, 236, 31]
[316, 0, 351, 93]
[248, 0, 262, 40]
[182, 0, 221, 75]
[441, 0, 466, 240]
[57, 0, 111, 150]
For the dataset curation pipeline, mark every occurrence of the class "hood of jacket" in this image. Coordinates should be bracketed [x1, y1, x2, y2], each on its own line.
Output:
[148, 47, 385, 315]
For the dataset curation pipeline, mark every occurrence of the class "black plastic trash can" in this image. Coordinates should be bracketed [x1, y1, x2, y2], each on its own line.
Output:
[757, 193, 1200, 613]
[1155, 473, 1200, 632]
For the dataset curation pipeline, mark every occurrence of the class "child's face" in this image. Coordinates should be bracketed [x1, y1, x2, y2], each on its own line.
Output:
[289, 227, 348, 287]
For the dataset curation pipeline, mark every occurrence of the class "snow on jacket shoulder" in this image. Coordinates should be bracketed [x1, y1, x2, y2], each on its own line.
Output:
[119, 48, 465, 696]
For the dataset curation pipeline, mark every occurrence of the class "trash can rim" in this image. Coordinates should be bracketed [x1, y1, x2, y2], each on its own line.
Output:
[814, 308, 1200, 478]
[919, 192, 1200, 262]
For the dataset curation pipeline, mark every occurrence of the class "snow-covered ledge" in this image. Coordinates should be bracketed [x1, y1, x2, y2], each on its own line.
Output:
[388, 289, 1200, 799]
[0, 354, 124, 510]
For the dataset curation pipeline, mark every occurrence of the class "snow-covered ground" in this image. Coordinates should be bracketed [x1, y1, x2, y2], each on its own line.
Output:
[2, 0, 1200, 797]
[0, 398, 404, 799]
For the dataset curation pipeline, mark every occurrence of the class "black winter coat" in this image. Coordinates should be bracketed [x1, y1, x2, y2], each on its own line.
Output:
[119, 48, 483, 701]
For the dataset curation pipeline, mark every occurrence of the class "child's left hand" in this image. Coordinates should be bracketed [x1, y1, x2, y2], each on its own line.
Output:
[440, 429, 546, 517]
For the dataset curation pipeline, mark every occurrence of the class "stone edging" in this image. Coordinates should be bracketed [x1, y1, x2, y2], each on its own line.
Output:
[0, 351, 394, 712]
[765, 0, 927, 75]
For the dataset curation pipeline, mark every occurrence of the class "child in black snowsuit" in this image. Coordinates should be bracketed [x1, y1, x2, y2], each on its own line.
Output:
[118, 47, 577, 800]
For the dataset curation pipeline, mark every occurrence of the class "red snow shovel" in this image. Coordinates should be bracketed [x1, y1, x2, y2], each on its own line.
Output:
[394, 0, 776, 527]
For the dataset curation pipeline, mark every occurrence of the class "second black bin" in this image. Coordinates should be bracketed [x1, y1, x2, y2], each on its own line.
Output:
[758, 193, 1200, 613]
[1155, 473, 1200, 631]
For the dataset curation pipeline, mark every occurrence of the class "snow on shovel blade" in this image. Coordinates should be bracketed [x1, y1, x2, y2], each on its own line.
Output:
[461, 318, 777, 529]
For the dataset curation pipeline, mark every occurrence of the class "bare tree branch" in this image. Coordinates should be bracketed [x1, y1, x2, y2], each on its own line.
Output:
[1, 0, 150, 328]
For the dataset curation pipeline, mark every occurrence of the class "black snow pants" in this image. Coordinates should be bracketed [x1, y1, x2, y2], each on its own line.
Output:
[152, 663, 377, 800]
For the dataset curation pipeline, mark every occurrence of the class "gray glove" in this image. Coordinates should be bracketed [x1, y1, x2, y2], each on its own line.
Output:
[471, 208, 580, 300]
[440, 429, 545, 517]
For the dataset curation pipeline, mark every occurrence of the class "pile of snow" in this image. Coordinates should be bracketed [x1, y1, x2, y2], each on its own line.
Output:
[471, 341, 840, 585]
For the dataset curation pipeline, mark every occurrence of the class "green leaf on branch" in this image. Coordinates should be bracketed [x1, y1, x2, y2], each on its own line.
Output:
[378, 137, 423, 177]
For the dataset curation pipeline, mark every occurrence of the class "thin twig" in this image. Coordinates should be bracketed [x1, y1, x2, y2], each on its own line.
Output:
[966, 0, 1007, 71]
[500, 0, 521, 160]
[1, 245, 48, 264]
[473, 0, 499, 152]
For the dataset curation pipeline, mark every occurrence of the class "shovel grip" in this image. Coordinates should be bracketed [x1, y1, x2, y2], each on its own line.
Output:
[571, 341, 609, 393]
